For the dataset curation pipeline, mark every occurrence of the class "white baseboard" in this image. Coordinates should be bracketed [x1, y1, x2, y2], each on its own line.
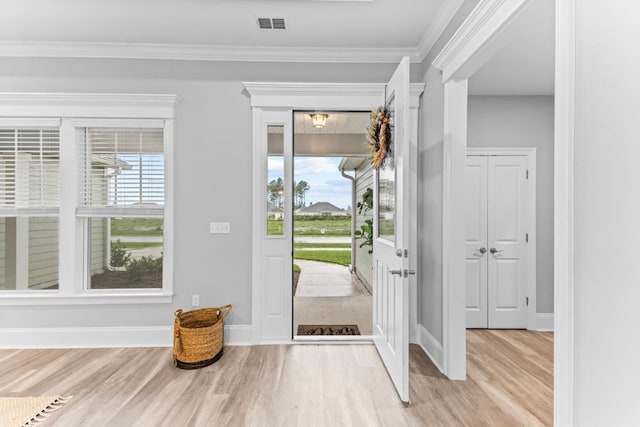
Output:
[417, 324, 444, 373]
[535, 313, 554, 331]
[0, 326, 173, 349]
[224, 325, 253, 345]
[0, 324, 254, 349]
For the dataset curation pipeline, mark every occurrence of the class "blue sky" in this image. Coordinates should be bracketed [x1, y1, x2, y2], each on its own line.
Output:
[267, 156, 353, 209]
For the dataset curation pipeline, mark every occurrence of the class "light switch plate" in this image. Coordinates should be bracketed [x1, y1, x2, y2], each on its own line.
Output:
[209, 222, 231, 234]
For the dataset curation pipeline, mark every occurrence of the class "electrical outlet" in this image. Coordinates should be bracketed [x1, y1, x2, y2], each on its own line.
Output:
[209, 222, 231, 234]
[192, 294, 200, 307]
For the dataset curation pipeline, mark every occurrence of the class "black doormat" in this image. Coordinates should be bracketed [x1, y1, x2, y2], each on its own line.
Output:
[297, 324, 361, 336]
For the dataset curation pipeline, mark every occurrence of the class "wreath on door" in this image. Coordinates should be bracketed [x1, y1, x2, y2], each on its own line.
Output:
[366, 107, 392, 169]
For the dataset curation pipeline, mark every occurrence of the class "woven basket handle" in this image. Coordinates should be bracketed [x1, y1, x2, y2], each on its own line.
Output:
[174, 309, 184, 325]
[217, 304, 232, 318]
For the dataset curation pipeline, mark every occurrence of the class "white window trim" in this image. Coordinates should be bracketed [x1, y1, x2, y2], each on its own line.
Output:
[0, 92, 179, 305]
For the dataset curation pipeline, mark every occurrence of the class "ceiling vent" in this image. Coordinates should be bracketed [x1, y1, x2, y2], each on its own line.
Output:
[257, 18, 286, 30]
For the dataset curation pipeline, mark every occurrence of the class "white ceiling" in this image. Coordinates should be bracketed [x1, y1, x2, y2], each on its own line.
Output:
[469, 0, 555, 95]
[0, 0, 555, 95]
[0, 0, 449, 62]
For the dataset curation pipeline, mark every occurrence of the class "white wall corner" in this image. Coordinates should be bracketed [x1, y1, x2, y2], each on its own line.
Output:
[417, 0, 466, 62]
[535, 313, 554, 332]
[418, 324, 444, 374]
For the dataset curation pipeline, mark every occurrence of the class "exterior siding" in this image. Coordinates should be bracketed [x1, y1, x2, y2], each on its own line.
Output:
[90, 165, 108, 274]
[0, 218, 5, 288]
[28, 217, 58, 288]
[91, 218, 107, 273]
[354, 162, 373, 292]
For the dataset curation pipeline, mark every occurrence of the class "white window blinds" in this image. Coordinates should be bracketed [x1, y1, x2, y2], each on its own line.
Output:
[0, 128, 60, 215]
[77, 127, 164, 217]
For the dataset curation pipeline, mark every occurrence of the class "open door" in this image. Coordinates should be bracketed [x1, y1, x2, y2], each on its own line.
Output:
[372, 56, 413, 402]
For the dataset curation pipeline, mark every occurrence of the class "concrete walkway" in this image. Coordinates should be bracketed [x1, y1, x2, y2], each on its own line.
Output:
[294, 259, 372, 335]
[294, 260, 367, 297]
[293, 236, 351, 244]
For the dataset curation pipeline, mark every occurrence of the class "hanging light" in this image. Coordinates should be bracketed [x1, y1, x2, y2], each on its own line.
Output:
[310, 113, 328, 129]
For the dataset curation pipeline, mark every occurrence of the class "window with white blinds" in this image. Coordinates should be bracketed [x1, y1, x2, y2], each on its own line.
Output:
[77, 127, 164, 217]
[0, 128, 60, 215]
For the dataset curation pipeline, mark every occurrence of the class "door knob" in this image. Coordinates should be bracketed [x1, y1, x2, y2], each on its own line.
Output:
[490, 248, 504, 254]
[478, 247, 487, 254]
[390, 269, 417, 278]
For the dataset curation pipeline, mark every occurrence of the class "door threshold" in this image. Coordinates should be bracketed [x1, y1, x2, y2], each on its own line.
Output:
[293, 335, 373, 344]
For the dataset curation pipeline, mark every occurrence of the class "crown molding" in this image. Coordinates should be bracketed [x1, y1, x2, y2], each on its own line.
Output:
[0, 92, 181, 118]
[416, 0, 466, 62]
[0, 41, 422, 64]
[432, 0, 533, 82]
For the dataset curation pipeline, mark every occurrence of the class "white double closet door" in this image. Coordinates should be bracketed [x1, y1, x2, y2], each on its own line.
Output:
[465, 154, 530, 329]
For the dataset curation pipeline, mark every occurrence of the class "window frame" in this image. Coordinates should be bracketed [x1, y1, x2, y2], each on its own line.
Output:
[0, 93, 178, 305]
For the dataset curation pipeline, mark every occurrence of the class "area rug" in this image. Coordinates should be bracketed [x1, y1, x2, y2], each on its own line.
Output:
[297, 324, 361, 336]
[0, 395, 72, 426]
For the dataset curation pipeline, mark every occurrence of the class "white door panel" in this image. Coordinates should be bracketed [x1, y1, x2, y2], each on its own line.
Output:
[487, 156, 528, 328]
[372, 56, 411, 403]
[465, 156, 488, 328]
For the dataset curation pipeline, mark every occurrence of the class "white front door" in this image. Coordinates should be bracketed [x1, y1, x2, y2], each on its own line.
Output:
[372, 56, 413, 402]
[465, 154, 529, 329]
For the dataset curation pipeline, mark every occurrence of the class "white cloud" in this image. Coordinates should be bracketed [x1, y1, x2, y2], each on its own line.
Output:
[294, 157, 339, 175]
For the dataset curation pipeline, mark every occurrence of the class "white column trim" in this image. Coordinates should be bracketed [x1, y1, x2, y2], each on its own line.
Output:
[432, 0, 534, 82]
[554, 0, 576, 425]
[442, 78, 468, 380]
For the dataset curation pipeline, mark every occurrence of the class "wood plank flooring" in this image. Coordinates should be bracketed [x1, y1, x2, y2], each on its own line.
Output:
[0, 330, 552, 426]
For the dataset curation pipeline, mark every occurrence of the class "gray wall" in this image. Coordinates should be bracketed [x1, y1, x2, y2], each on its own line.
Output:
[467, 95, 554, 313]
[0, 58, 396, 329]
[573, 1, 640, 423]
[418, 0, 481, 346]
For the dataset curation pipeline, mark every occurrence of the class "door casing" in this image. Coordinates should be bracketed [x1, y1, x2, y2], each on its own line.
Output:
[465, 147, 537, 329]
[244, 82, 424, 344]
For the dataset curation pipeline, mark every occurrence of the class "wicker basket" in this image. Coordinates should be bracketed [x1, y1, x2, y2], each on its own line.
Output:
[173, 305, 232, 370]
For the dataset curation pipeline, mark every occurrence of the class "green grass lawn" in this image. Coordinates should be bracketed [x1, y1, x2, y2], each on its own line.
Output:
[294, 217, 351, 236]
[111, 218, 163, 236]
[294, 249, 351, 266]
[268, 217, 352, 236]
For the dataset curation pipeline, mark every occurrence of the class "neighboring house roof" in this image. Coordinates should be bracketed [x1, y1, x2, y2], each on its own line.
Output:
[91, 154, 132, 170]
[338, 156, 367, 172]
[297, 202, 345, 215]
[267, 202, 283, 213]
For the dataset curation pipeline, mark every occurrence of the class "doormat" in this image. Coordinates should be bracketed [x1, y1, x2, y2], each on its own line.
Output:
[0, 395, 73, 426]
[297, 324, 361, 336]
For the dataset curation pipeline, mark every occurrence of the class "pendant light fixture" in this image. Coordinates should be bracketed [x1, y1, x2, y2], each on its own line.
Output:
[310, 113, 329, 129]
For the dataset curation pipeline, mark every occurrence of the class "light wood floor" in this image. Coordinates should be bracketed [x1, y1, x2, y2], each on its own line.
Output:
[0, 330, 552, 426]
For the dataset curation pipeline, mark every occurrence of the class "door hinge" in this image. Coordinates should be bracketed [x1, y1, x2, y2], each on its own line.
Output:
[526, 170, 529, 179]
[526, 297, 529, 306]
[526, 233, 529, 243]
